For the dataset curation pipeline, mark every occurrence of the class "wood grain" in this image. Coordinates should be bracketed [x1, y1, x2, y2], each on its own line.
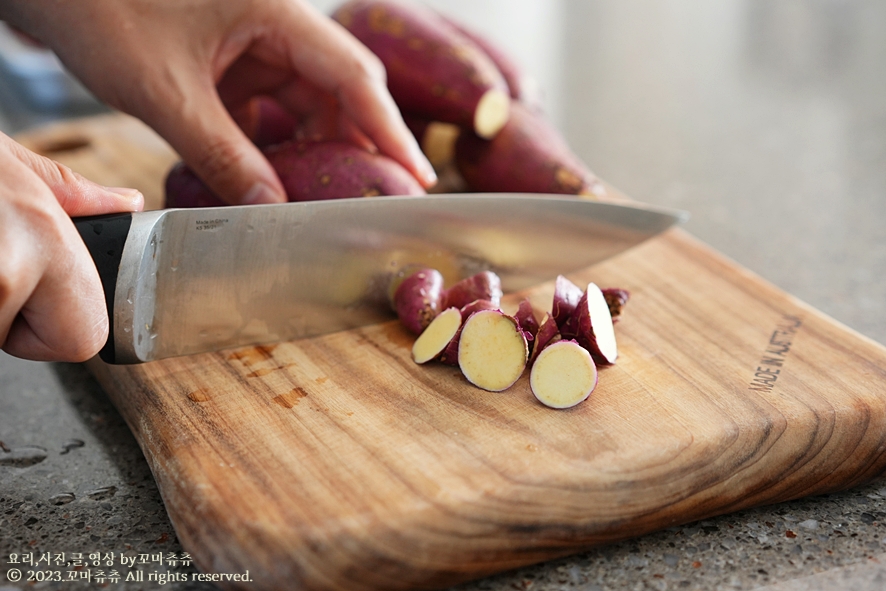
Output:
[17, 115, 886, 591]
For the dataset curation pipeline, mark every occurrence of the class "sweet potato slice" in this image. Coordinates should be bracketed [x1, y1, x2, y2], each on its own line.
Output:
[561, 283, 618, 365]
[332, 0, 510, 138]
[552, 275, 584, 330]
[530, 340, 598, 409]
[438, 299, 500, 366]
[412, 307, 462, 364]
[457, 309, 528, 391]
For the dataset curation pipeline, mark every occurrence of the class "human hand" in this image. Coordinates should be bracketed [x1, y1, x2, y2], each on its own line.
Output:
[0, 132, 143, 362]
[1, 0, 437, 205]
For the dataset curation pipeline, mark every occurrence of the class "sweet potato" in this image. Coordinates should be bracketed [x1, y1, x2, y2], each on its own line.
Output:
[602, 287, 631, 323]
[530, 340, 597, 409]
[438, 16, 542, 109]
[164, 140, 425, 207]
[457, 309, 528, 392]
[412, 307, 462, 364]
[390, 267, 444, 335]
[455, 101, 605, 196]
[238, 96, 298, 148]
[561, 283, 618, 365]
[437, 299, 500, 366]
[552, 275, 584, 330]
[529, 312, 561, 366]
[332, 0, 510, 139]
[441, 271, 503, 310]
[401, 112, 461, 169]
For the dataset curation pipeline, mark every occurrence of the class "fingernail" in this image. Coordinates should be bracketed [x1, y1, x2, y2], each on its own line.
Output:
[243, 182, 285, 205]
[107, 186, 145, 211]
[410, 142, 437, 187]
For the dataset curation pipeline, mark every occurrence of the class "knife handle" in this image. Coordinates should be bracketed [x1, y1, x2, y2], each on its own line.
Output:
[73, 213, 133, 364]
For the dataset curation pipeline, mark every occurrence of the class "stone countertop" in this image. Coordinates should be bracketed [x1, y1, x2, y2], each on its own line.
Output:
[2, 1, 886, 590]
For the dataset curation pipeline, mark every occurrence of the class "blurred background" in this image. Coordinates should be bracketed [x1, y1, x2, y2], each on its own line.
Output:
[3, 0, 882, 345]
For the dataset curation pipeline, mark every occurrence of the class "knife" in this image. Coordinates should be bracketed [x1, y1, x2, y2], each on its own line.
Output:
[74, 193, 687, 364]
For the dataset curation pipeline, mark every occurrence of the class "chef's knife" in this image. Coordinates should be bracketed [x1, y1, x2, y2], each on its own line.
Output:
[74, 193, 687, 364]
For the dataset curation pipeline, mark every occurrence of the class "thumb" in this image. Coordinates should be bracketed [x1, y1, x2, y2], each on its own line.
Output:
[4, 135, 144, 216]
[143, 86, 287, 206]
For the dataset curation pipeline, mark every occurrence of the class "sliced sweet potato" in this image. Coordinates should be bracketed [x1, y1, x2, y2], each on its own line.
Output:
[438, 299, 500, 366]
[561, 283, 618, 365]
[530, 340, 597, 409]
[412, 307, 462, 364]
[332, 0, 510, 138]
[457, 309, 528, 392]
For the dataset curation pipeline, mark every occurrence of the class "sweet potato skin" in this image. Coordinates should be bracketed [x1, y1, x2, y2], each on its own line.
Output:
[332, 0, 509, 134]
[392, 268, 444, 335]
[441, 271, 503, 310]
[455, 101, 604, 196]
[164, 140, 425, 207]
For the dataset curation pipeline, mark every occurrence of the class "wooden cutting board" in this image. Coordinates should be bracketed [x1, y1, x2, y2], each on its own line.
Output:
[17, 114, 886, 591]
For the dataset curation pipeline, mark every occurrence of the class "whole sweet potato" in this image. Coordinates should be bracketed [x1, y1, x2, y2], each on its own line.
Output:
[455, 101, 605, 196]
[164, 140, 425, 208]
[332, 0, 510, 139]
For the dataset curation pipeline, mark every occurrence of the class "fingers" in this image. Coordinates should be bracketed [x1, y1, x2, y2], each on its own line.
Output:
[143, 74, 288, 206]
[0, 147, 109, 362]
[1, 133, 144, 216]
[274, 1, 436, 187]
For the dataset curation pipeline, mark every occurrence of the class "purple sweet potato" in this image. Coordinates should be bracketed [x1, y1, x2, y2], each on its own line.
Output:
[561, 283, 618, 365]
[164, 140, 425, 208]
[455, 101, 605, 196]
[602, 287, 631, 323]
[551, 275, 584, 330]
[441, 271, 503, 310]
[332, 0, 510, 139]
[438, 16, 542, 109]
[391, 267, 444, 335]
[528, 312, 560, 366]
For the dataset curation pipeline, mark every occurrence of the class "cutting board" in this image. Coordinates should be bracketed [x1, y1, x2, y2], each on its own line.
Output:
[17, 115, 886, 591]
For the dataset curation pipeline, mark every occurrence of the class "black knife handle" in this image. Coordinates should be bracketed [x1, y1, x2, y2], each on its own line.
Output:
[73, 213, 133, 364]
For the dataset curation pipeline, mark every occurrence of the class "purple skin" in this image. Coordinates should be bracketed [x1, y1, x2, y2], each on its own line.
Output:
[393, 268, 445, 336]
[441, 271, 503, 310]
[332, 0, 508, 129]
[551, 275, 584, 330]
[164, 140, 425, 208]
[454, 101, 604, 196]
[602, 287, 631, 323]
[529, 313, 560, 366]
[513, 299, 539, 339]
[561, 290, 617, 366]
[438, 299, 500, 366]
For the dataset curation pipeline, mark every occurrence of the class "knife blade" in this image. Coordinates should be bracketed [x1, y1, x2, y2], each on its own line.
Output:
[74, 193, 687, 364]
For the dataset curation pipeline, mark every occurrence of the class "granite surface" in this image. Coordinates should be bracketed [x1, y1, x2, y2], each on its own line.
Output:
[2, 0, 886, 590]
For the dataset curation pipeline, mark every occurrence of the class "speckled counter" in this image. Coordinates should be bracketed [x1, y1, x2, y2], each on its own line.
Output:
[2, 1, 886, 590]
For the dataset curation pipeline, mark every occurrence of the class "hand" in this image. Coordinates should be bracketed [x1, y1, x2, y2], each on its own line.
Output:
[1, 0, 437, 205]
[0, 132, 143, 362]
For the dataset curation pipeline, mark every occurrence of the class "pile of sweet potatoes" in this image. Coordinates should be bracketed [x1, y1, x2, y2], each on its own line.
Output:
[164, 0, 605, 207]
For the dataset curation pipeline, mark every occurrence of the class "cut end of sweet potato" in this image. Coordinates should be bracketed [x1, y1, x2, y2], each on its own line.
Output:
[421, 121, 461, 168]
[563, 283, 618, 365]
[473, 89, 510, 139]
[530, 340, 597, 409]
[458, 310, 528, 392]
[412, 307, 462, 364]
